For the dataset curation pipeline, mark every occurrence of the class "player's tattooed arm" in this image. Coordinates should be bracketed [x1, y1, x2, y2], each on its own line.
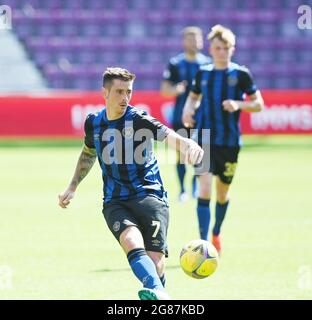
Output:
[58, 145, 96, 209]
[69, 145, 97, 190]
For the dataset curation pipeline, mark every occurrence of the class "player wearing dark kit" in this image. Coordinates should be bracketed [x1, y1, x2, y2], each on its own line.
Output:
[161, 26, 210, 202]
[183, 25, 264, 254]
[59, 67, 204, 300]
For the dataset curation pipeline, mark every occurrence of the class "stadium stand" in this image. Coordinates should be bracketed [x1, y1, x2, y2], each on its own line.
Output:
[3, 0, 311, 91]
[0, 30, 48, 92]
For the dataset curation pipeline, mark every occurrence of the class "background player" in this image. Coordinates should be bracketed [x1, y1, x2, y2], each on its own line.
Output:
[161, 26, 210, 202]
[58, 67, 204, 300]
[183, 25, 264, 254]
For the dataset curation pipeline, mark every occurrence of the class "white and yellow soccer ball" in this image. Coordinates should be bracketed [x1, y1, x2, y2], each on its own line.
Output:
[180, 239, 219, 279]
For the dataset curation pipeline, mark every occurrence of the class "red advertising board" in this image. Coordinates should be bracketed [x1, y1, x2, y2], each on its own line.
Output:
[241, 90, 312, 134]
[0, 90, 312, 137]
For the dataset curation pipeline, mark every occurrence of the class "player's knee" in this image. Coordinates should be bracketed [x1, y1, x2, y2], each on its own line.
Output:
[198, 173, 212, 198]
[217, 196, 228, 204]
[119, 226, 145, 254]
[216, 191, 229, 204]
[199, 184, 211, 198]
[199, 189, 211, 199]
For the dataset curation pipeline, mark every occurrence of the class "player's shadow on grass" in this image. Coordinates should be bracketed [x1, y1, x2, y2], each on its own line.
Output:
[92, 265, 181, 273]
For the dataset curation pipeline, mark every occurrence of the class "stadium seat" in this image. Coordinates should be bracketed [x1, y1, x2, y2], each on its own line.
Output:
[7, 0, 312, 90]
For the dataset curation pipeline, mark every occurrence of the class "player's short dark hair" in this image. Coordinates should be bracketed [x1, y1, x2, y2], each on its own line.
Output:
[102, 67, 136, 88]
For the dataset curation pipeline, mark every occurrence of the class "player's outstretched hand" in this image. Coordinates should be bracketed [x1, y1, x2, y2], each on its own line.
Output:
[58, 189, 75, 209]
[185, 139, 204, 165]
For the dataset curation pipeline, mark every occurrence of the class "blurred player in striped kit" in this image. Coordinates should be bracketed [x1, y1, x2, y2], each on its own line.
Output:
[183, 25, 264, 254]
[161, 26, 210, 202]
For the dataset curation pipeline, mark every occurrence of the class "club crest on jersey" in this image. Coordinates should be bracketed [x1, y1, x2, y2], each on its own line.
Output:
[227, 76, 238, 86]
[122, 127, 134, 138]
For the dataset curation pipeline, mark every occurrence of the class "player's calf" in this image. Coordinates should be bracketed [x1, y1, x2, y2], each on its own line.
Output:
[212, 234, 222, 255]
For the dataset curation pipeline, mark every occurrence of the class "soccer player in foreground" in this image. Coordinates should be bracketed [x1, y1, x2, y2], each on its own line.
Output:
[161, 26, 210, 202]
[183, 25, 264, 254]
[58, 67, 204, 300]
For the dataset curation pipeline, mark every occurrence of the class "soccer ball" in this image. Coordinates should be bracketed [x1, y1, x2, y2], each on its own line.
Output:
[180, 239, 219, 279]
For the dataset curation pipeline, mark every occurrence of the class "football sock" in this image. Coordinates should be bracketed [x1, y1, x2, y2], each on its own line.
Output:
[197, 198, 211, 240]
[177, 163, 186, 193]
[160, 274, 166, 288]
[127, 248, 164, 290]
[213, 201, 229, 236]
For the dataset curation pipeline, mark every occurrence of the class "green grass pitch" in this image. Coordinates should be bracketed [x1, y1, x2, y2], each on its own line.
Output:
[0, 135, 311, 299]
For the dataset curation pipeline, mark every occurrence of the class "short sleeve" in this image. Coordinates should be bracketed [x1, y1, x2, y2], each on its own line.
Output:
[239, 68, 258, 95]
[84, 114, 95, 148]
[191, 70, 202, 95]
[162, 62, 179, 84]
[134, 110, 170, 141]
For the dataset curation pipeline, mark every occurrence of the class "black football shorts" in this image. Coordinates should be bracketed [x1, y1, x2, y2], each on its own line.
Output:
[210, 145, 240, 184]
[103, 195, 169, 256]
